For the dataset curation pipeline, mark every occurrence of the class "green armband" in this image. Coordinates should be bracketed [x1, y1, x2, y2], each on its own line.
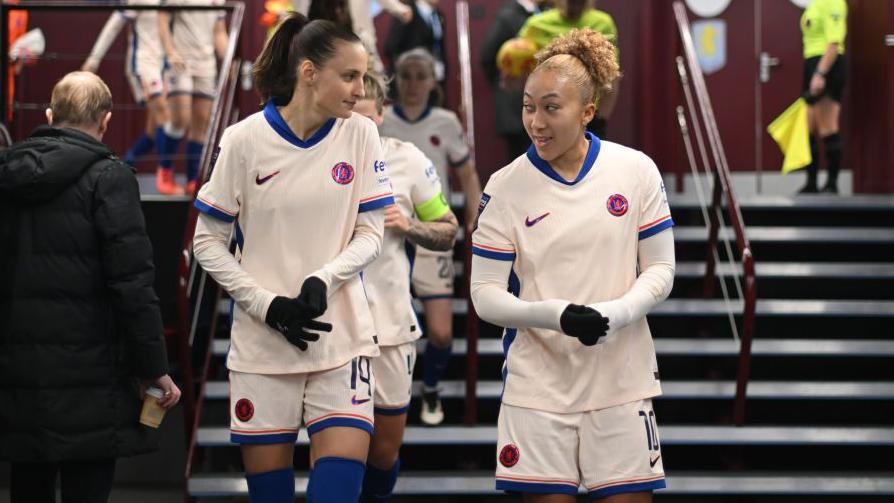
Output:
[415, 192, 450, 222]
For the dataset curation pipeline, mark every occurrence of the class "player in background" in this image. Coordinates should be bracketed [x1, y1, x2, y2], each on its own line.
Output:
[82, 0, 179, 193]
[158, 0, 229, 195]
[471, 29, 674, 501]
[350, 0, 413, 73]
[519, 0, 619, 138]
[354, 69, 458, 502]
[192, 14, 393, 502]
[378, 47, 481, 426]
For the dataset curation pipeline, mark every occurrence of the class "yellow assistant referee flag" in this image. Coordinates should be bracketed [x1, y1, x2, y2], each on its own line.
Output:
[767, 97, 812, 174]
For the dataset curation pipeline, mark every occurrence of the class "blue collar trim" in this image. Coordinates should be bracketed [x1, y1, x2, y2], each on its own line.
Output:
[525, 131, 601, 186]
[263, 97, 336, 148]
[392, 103, 432, 124]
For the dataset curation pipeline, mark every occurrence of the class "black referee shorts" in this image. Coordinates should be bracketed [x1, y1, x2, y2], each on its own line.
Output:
[803, 54, 846, 103]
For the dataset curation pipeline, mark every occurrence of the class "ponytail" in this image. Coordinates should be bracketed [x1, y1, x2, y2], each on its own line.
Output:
[252, 12, 361, 103]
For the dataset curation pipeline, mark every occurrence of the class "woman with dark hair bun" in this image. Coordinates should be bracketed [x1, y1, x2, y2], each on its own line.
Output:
[192, 13, 393, 502]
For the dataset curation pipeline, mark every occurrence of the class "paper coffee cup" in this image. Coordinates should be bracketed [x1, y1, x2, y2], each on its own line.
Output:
[140, 387, 167, 428]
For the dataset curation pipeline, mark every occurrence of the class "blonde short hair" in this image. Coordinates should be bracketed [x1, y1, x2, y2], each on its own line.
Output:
[49, 71, 112, 127]
[362, 68, 390, 115]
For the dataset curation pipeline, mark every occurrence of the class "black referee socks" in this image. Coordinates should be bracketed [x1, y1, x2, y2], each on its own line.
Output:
[823, 133, 843, 192]
[800, 135, 820, 194]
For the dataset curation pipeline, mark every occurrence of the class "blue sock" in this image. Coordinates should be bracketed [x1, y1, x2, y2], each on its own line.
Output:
[155, 126, 184, 169]
[360, 459, 400, 502]
[305, 469, 314, 501]
[245, 468, 294, 503]
[306, 457, 365, 503]
[423, 340, 452, 389]
[124, 133, 154, 165]
[186, 140, 204, 182]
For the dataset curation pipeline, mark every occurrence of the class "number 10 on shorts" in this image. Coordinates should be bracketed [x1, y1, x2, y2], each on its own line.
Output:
[639, 410, 660, 452]
[351, 357, 373, 402]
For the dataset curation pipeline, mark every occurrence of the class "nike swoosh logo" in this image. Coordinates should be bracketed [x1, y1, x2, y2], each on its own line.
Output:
[351, 395, 371, 405]
[255, 171, 281, 185]
[525, 212, 550, 227]
[650, 454, 661, 468]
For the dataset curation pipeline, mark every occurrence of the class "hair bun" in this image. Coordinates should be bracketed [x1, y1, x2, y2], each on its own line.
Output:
[535, 28, 620, 94]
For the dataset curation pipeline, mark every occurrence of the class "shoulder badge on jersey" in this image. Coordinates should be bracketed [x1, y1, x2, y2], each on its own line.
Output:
[607, 193, 629, 216]
[473, 192, 492, 233]
[477, 192, 492, 218]
[499, 444, 520, 467]
[332, 162, 355, 185]
[430, 135, 441, 147]
[210, 145, 221, 170]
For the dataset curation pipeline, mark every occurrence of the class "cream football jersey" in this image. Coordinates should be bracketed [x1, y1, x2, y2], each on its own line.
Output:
[196, 101, 394, 374]
[167, 0, 225, 75]
[471, 133, 673, 413]
[121, 0, 164, 69]
[378, 105, 470, 190]
[364, 137, 451, 347]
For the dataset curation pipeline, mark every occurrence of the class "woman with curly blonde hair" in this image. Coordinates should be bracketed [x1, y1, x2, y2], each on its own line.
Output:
[470, 28, 675, 502]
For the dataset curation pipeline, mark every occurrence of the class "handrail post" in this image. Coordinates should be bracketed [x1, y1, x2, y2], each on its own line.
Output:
[734, 250, 757, 425]
[456, 0, 478, 427]
[703, 173, 722, 298]
[673, 0, 757, 426]
[174, 1, 245, 453]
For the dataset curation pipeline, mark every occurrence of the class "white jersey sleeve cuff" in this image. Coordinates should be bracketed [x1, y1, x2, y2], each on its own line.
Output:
[193, 214, 276, 321]
[470, 255, 567, 331]
[310, 209, 384, 291]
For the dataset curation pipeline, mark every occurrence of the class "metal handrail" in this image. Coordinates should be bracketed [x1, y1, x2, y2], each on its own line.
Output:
[176, 0, 243, 462]
[456, 0, 479, 426]
[180, 13, 242, 500]
[672, 1, 757, 426]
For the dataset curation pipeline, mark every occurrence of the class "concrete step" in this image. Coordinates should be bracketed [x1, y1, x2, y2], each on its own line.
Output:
[400, 298, 894, 318]
[673, 226, 894, 243]
[203, 380, 894, 402]
[212, 337, 894, 358]
[188, 472, 894, 497]
[675, 261, 894, 279]
[195, 424, 894, 447]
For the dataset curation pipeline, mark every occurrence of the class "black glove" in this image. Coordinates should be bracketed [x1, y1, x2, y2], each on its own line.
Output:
[265, 296, 332, 351]
[560, 304, 609, 346]
[296, 276, 328, 318]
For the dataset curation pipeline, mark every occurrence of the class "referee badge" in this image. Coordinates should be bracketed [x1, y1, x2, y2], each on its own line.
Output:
[607, 193, 629, 216]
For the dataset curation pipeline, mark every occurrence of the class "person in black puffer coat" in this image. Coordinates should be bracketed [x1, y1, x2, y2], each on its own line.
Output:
[0, 71, 181, 503]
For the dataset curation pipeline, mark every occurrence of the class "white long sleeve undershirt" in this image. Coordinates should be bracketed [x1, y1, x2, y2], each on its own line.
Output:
[193, 209, 384, 322]
[470, 229, 675, 334]
[308, 209, 384, 292]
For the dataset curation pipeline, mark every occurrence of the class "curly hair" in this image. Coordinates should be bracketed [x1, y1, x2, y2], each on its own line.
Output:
[534, 28, 620, 103]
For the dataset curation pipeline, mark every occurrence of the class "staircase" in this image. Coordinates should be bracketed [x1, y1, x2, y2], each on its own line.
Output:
[185, 191, 894, 501]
